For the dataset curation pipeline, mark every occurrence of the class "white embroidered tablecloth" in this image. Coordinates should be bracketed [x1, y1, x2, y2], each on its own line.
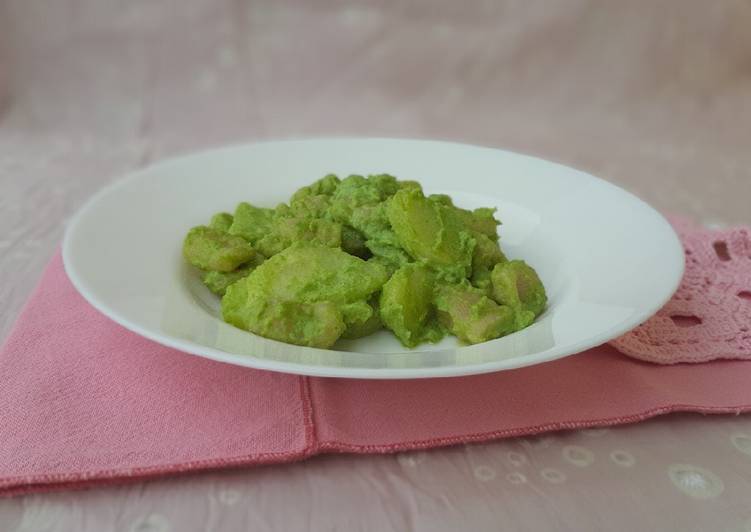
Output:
[1, 1, 750, 530]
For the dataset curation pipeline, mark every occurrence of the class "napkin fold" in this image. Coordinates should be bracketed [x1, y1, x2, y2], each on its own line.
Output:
[2, 219, 751, 496]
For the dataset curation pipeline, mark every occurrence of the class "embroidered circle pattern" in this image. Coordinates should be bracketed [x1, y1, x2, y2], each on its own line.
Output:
[507, 451, 528, 467]
[218, 489, 241, 506]
[562, 446, 595, 467]
[474, 465, 497, 482]
[731, 433, 751, 456]
[610, 450, 636, 467]
[611, 217, 751, 364]
[667, 464, 724, 499]
[540, 468, 567, 484]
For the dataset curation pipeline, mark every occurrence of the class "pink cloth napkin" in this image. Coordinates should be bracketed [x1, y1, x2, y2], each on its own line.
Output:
[2, 239, 751, 497]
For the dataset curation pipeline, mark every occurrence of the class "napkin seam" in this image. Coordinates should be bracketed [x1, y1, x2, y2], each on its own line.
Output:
[315, 403, 751, 453]
[300, 375, 318, 453]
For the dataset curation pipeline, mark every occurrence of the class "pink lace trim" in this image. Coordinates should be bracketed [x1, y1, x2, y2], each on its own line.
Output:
[611, 217, 751, 364]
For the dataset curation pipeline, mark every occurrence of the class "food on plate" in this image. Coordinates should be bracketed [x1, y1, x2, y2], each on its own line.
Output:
[434, 283, 516, 344]
[380, 263, 444, 347]
[222, 243, 387, 348]
[183, 226, 256, 272]
[491, 260, 548, 331]
[182, 174, 547, 348]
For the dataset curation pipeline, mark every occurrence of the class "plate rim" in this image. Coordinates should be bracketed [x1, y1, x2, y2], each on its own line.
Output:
[62, 137, 685, 379]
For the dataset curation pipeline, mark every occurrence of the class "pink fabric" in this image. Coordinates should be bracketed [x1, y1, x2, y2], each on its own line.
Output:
[2, 245, 751, 497]
[613, 217, 751, 363]
[0, 254, 315, 496]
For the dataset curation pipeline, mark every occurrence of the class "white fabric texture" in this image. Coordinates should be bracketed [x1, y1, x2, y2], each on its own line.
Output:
[1, 0, 750, 530]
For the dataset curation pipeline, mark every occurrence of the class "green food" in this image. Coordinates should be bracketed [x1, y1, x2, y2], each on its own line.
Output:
[202, 251, 266, 296]
[228, 203, 275, 244]
[340, 225, 369, 258]
[380, 263, 442, 347]
[202, 268, 253, 296]
[222, 242, 387, 348]
[490, 260, 548, 330]
[183, 226, 256, 272]
[255, 215, 341, 257]
[387, 188, 475, 282]
[182, 173, 546, 349]
[209, 212, 234, 232]
[340, 299, 383, 339]
[470, 232, 508, 293]
[435, 283, 516, 344]
[289, 194, 332, 219]
[291, 173, 341, 201]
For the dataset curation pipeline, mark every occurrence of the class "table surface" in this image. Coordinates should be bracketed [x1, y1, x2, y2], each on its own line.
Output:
[1, 1, 751, 530]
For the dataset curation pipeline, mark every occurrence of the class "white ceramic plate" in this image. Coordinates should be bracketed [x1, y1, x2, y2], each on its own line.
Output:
[63, 138, 684, 379]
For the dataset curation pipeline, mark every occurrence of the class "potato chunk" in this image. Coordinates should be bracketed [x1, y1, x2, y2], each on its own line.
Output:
[209, 212, 234, 232]
[225, 281, 346, 348]
[387, 188, 474, 281]
[201, 253, 265, 296]
[380, 263, 443, 347]
[291, 174, 341, 202]
[202, 268, 252, 296]
[442, 205, 500, 241]
[434, 283, 515, 344]
[367, 174, 400, 197]
[228, 202, 275, 244]
[222, 243, 387, 348]
[256, 216, 341, 257]
[183, 226, 255, 272]
[340, 299, 383, 339]
[491, 260, 547, 330]
[288, 194, 331, 219]
[470, 232, 508, 292]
